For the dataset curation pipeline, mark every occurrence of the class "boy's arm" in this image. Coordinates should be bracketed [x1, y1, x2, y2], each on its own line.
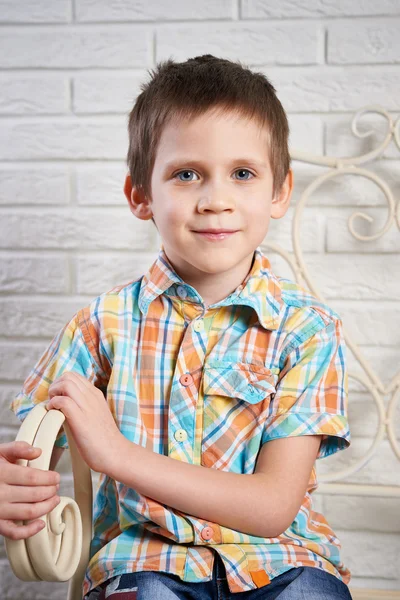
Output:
[107, 433, 321, 539]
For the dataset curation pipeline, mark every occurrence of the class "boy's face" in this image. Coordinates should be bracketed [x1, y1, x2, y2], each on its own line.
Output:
[125, 108, 293, 294]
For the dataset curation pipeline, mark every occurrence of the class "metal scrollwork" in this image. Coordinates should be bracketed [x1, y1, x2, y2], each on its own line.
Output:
[262, 105, 400, 497]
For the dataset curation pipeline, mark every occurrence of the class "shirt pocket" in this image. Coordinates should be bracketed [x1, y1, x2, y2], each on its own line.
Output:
[201, 360, 277, 473]
[202, 359, 276, 404]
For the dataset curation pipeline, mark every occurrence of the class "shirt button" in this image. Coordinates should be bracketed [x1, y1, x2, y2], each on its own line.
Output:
[174, 429, 188, 442]
[201, 526, 214, 541]
[193, 319, 204, 332]
[179, 373, 193, 387]
[177, 285, 188, 299]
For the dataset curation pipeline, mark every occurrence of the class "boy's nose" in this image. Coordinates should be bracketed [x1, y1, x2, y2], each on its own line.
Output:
[197, 192, 236, 212]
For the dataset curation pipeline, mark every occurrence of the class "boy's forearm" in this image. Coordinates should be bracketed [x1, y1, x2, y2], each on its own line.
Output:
[107, 438, 281, 539]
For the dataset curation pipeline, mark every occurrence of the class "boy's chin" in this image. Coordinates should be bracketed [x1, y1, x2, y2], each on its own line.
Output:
[189, 254, 240, 273]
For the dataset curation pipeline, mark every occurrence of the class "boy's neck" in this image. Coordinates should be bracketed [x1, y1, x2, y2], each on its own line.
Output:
[163, 248, 256, 309]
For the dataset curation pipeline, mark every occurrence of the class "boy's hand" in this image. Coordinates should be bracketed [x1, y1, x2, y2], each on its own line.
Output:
[0, 441, 60, 540]
[47, 371, 124, 474]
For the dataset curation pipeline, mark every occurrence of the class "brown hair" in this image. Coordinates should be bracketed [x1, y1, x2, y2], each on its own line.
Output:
[126, 54, 290, 203]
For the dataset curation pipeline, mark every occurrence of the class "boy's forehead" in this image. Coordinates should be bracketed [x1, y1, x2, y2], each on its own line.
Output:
[155, 111, 271, 163]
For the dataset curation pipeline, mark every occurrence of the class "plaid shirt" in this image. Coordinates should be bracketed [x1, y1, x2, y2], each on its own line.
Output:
[11, 245, 351, 597]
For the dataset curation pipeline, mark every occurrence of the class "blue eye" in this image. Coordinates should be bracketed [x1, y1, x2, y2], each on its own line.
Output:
[234, 169, 254, 181]
[174, 169, 254, 182]
[175, 170, 197, 182]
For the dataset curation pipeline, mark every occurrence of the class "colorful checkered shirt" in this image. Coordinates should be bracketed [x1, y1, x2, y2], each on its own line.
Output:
[11, 245, 352, 597]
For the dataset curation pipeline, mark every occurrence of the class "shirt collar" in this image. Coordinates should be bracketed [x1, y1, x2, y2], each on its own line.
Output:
[138, 245, 283, 330]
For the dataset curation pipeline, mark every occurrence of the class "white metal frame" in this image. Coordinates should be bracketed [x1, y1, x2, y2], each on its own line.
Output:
[260, 106, 400, 599]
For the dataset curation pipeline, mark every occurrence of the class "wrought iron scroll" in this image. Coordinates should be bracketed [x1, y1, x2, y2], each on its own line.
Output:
[261, 106, 400, 496]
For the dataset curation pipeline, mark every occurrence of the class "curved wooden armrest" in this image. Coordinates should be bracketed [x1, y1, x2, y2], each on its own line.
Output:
[5, 404, 93, 600]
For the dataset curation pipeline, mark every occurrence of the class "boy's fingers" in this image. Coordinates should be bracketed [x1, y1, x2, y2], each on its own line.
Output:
[0, 518, 45, 541]
[0, 441, 41, 463]
[3, 462, 60, 487]
[1, 495, 61, 522]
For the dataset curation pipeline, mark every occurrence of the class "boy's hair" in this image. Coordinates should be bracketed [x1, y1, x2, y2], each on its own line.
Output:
[126, 54, 290, 203]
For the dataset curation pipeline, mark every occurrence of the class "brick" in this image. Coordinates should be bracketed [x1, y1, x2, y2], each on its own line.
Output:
[1, 404, 22, 432]
[0, 385, 20, 405]
[0, 209, 155, 250]
[347, 346, 400, 389]
[344, 345, 400, 396]
[328, 19, 400, 64]
[0, 167, 69, 205]
[265, 65, 400, 112]
[76, 251, 158, 295]
[0, 26, 148, 69]
[156, 22, 318, 66]
[0, 254, 69, 294]
[288, 114, 324, 154]
[346, 393, 382, 439]
[0, 0, 70, 23]
[289, 254, 400, 301]
[339, 301, 400, 346]
[337, 530, 400, 580]
[263, 206, 326, 253]
[0, 119, 127, 160]
[0, 342, 55, 382]
[323, 496, 400, 533]
[0, 298, 87, 338]
[76, 0, 233, 21]
[347, 349, 397, 388]
[316, 439, 400, 486]
[242, 0, 400, 18]
[0, 75, 68, 115]
[73, 73, 143, 115]
[75, 163, 129, 205]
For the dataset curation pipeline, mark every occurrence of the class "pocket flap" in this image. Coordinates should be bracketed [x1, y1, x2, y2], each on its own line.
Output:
[202, 360, 276, 404]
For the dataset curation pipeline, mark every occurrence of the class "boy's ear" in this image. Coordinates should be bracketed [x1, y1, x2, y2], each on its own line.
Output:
[270, 168, 293, 219]
[123, 173, 153, 221]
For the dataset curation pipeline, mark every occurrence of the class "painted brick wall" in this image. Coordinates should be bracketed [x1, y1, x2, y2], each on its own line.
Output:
[0, 1, 399, 597]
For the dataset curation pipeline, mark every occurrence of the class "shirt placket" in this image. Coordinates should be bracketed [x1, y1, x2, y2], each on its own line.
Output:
[168, 285, 222, 546]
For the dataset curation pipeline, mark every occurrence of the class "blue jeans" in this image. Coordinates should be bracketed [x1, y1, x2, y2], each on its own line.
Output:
[86, 552, 353, 599]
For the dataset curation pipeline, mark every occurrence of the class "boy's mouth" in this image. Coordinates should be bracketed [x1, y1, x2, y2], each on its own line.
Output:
[194, 228, 238, 233]
[193, 230, 238, 241]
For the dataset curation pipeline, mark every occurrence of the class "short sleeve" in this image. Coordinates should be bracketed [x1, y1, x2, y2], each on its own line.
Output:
[261, 318, 351, 459]
[10, 314, 98, 449]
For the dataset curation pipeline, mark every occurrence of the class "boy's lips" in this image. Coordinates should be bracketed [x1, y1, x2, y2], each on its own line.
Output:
[193, 229, 239, 233]
[193, 230, 239, 241]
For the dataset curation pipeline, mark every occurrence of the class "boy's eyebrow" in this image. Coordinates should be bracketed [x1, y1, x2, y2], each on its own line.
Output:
[163, 157, 268, 172]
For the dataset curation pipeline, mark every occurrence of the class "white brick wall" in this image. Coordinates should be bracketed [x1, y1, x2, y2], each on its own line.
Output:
[0, 0, 399, 597]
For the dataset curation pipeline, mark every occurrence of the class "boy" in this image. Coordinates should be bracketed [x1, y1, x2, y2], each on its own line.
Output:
[4, 55, 352, 599]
